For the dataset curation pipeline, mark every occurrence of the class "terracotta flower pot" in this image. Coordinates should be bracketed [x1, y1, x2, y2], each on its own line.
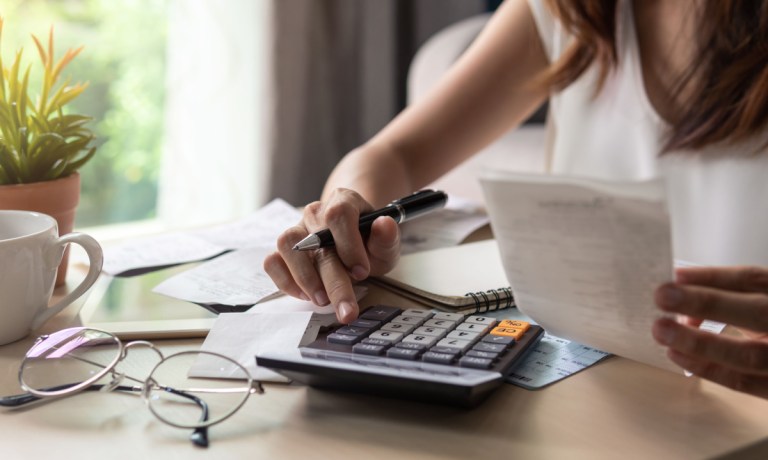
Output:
[0, 173, 81, 287]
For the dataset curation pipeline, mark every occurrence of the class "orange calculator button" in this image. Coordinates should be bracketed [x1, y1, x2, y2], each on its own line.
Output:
[497, 320, 530, 332]
[490, 327, 525, 340]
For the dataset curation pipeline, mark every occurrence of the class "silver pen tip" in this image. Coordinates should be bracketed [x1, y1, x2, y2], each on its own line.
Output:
[293, 234, 321, 251]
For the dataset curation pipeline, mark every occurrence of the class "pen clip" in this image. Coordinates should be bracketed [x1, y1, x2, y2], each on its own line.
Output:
[390, 189, 436, 206]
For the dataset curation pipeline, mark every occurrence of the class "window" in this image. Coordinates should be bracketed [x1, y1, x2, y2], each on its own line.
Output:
[2, 0, 269, 234]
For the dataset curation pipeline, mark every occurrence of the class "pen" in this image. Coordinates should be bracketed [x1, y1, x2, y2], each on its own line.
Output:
[292, 189, 448, 251]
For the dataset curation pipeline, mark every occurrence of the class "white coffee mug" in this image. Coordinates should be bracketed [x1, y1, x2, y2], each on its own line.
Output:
[0, 210, 103, 345]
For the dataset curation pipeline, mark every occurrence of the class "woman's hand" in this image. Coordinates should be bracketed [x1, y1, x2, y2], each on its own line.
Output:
[263, 188, 401, 324]
[652, 266, 768, 399]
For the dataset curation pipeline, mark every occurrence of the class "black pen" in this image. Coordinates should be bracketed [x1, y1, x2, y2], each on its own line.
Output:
[292, 189, 448, 251]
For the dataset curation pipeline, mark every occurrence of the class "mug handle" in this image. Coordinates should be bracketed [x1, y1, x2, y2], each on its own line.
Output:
[30, 232, 104, 330]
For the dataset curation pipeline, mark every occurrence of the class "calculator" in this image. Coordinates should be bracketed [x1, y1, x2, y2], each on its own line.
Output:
[256, 305, 544, 407]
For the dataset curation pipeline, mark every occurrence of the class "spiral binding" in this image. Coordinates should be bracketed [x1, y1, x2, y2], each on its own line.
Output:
[464, 287, 514, 313]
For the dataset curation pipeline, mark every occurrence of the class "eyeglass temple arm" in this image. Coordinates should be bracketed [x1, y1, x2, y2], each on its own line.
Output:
[1, 384, 210, 448]
[2, 383, 211, 448]
[0, 382, 90, 407]
[156, 385, 211, 448]
[0, 392, 41, 407]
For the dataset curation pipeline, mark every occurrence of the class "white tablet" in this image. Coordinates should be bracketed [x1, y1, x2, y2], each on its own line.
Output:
[77, 264, 218, 340]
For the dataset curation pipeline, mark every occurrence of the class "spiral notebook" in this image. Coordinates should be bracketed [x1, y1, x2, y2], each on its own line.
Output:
[370, 239, 514, 313]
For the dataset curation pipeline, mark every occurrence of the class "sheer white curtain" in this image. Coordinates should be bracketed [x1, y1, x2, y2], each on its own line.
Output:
[158, 0, 271, 228]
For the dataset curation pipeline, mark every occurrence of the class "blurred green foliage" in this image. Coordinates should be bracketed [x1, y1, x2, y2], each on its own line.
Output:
[0, 0, 167, 226]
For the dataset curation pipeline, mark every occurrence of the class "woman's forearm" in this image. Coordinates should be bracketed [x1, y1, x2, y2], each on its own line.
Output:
[322, 142, 416, 208]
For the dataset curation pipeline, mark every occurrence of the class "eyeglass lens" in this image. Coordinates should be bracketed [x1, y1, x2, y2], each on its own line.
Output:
[145, 351, 252, 428]
[20, 328, 121, 396]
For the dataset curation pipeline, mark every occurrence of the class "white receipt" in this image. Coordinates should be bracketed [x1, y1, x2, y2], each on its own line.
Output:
[190, 286, 368, 382]
[152, 246, 282, 306]
[400, 195, 490, 254]
[102, 199, 301, 275]
[190, 199, 302, 250]
[102, 233, 226, 276]
[481, 171, 681, 373]
[190, 311, 313, 382]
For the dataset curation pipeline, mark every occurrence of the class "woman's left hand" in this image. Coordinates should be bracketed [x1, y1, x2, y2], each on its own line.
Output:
[652, 266, 768, 399]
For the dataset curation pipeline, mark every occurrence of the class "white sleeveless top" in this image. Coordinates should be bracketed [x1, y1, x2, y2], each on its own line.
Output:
[527, 0, 768, 266]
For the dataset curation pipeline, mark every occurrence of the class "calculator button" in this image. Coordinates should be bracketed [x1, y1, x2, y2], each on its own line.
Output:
[413, 326, 448, 338]
[430, 345, 460, 355]
[327, 333, 361, 345]
[386, 347, 422, 360]
[353, 343, 388, 356]
[497, 320, 530, 332]
[423, 319, 458, 329]
[472, 342, 507, 354]
[360, 306, 402, 322]
[435, 338, 473, 352]
[363, 338, 392, 347]
[490, 327, 525, 340]
[422, 351, 458, 365]
[465, 349, 500, 360]
[432, 312, 464, 321]
[381, 322, 416, 334]
[350, 318, 381, 329]
[481, 335, 515, 346]
[459, 356, 494, 369]
[402, 309, 433, 318]
[368, 330, 404, 343]
[455, 323, 490, 334]
[446, 330, 480, 342]
[391, 315, 428, 326]
[335, 326, 371, 337]
[401, 334, 439, 347]
[464, 316, 496, 326]
[394, 341, 428, 352]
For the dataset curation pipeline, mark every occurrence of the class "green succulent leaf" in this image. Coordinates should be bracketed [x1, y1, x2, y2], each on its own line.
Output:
[0, 142, 20, 183]
[61, 145, 96, 177]
[0, 17, 97, 184]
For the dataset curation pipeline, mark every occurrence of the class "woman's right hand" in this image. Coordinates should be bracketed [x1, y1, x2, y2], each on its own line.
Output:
[263, 188, 402, 324]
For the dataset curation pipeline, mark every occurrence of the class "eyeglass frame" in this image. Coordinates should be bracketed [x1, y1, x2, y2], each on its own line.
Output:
[1, 327, 264, 448]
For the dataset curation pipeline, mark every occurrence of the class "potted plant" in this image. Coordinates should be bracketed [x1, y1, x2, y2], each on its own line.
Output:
[0, 17, 97, 286]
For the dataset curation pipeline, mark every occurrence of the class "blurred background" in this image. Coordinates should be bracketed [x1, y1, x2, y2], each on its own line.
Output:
[0, 0, 526, 235]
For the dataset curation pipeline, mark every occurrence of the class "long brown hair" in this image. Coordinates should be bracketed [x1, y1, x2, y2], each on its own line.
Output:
[542, 0, 768, 153]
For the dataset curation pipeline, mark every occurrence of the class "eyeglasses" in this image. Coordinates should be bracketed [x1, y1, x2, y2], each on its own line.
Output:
[0, 327, 263, 448]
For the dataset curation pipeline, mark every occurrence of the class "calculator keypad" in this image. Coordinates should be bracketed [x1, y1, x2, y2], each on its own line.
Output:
[322, 305, 531, 370]
[259, 305, 544, 408]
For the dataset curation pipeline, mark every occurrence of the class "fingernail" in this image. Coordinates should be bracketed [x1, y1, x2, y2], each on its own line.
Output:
[338, 302, 355, 323]
[314, 290, 330, 306]
[654, 321, 677, 345]
[350, 265, 368, 280]
[659, 285, 683, 308]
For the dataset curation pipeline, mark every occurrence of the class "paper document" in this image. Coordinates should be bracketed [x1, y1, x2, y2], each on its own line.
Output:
[509, 334, 612, 389]
[152, 246, 282, 306]
[483, 308, 611, 388]
[190, 311, 313, 382]
[189, 199, 303, 250]
[481, 171, 680, 373]
[400, 195, 489, 254]
[102, 199, 301, 275]
[101, 233, 226, 276]
[191, 286, 368, 381]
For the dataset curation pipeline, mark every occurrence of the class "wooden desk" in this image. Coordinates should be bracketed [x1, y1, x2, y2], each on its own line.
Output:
[1, 271, 767, 460]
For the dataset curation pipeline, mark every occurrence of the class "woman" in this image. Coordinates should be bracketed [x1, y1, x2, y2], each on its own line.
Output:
[264, 0, 768, 399]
